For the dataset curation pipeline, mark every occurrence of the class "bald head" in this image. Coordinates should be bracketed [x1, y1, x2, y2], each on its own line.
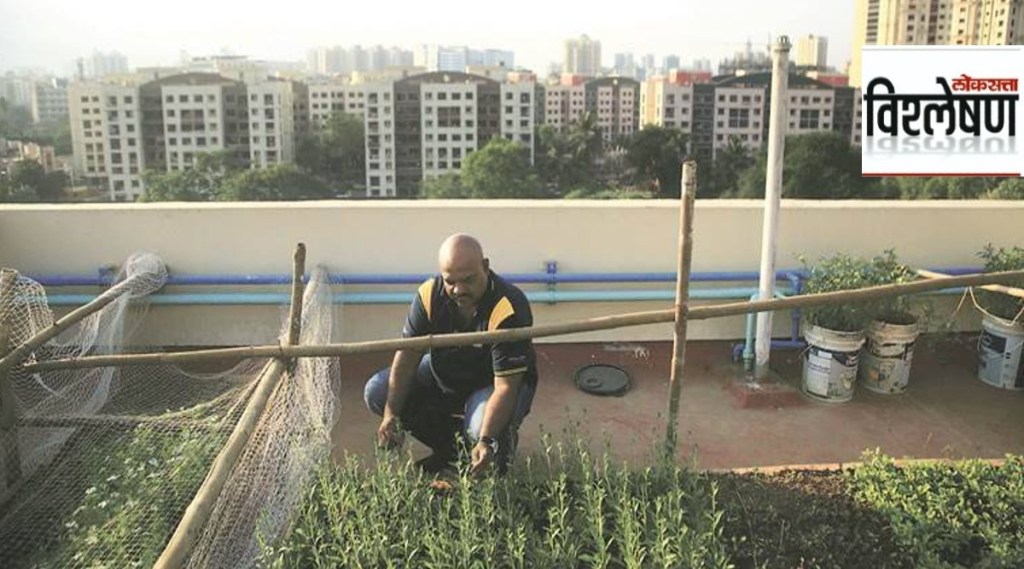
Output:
[439, 233, 484, 268]
[438, 234, 489, 308]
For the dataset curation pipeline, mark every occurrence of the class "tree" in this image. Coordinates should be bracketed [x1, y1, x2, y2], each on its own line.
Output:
[296, 112, 365, 191]
[422, 173, 470, 198]
[458, 137, 541, 198]
[735, 131, 873, 198]
[626, 126, 688, 197]
[985, 178, 1024, 199]
[708, 135, 754, 198]
[0, 159, 67, 202]
[141, 168, 222, 202]
[140, 151, 243, 202]
[0, 100, 33, 139]
[218, 164, 332, 201]
[535, 113, 605, 194]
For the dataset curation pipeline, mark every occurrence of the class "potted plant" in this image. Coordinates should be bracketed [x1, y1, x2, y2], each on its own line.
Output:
[858, 250, 920, 395]
[799, 253, 876, 403]
[976, 244, 1024, 390]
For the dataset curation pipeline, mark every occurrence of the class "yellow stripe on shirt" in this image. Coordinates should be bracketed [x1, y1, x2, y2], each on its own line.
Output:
[488, 296, 515, 331]
[418, 279, 435, 321]
[494, 366, 528, 377]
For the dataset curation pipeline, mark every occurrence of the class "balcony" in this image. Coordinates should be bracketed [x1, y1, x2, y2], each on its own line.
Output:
[0, 200, 1021, 470]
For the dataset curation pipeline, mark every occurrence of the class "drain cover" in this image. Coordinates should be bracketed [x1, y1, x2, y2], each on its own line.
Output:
[574, 364, 631, 396]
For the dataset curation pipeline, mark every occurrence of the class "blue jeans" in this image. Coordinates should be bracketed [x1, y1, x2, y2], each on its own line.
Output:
[364, 354, 535, 469]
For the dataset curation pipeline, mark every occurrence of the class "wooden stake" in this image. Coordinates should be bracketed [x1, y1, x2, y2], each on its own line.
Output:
[665, 161, 696, 457]
[154, 244, 306, 569]
[21, 269, 1024, 373]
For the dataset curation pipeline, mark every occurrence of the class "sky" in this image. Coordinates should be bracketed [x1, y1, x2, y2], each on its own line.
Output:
[0, 0, 855, 76]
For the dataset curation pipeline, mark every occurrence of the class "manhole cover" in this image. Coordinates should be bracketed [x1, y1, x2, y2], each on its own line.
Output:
[574, 364, 631, 396]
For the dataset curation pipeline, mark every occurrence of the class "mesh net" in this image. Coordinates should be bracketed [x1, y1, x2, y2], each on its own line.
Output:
[0, 255, 338, 568]
[187, 267, 338, 568]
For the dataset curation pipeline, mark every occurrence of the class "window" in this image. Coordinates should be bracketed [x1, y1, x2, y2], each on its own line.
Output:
[798, 109, 820, 129]
[179, 95, 188, 103]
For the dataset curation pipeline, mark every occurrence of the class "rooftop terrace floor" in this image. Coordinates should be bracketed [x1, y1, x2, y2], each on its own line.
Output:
[331, 336, 1024, 470]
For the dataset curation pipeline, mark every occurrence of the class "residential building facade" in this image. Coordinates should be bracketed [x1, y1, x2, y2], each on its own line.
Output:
[564, 35, 602, 76]
[850, 0, 1024, 87]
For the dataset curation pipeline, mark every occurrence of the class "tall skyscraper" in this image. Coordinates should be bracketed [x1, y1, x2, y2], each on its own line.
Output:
[795, 34, 828, 69]
[850, 0, 1024, 87]
[83, 51, 129, 78]
[563, 35, 602, 76]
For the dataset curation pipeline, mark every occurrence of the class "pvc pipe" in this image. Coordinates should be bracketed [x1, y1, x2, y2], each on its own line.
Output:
[44, 287, 796, 307]
[26, 267, 984, 288]
[755, 36, 791, 380]
[27, 270, 809, 287]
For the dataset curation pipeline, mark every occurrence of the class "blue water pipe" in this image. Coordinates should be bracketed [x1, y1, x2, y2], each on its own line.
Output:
[45, 286, 795, 307]
[33, 265, 983, 358]
[28, 269, 814, 287]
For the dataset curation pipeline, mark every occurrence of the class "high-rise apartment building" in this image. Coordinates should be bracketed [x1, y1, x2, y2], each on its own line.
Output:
[563, 35, 602, 76]
[850, 0, 1024, 87]
[307, 45, 415, 76]
[795, 34, 829, 69]
[82, 51, 130, 78]
[69, 73, 306, 200]
[641, 72, 861, 162]
[31, 78, 70, 123]
[413, 46, 515, 72]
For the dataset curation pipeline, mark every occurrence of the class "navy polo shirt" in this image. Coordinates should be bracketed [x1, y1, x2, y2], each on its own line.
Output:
[402, 270, 538, 396]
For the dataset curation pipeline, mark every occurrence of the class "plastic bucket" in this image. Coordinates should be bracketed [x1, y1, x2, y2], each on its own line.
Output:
[803, 325, 866, 403]
[859, 319, 919, 394]
[978, 314, 1024, 390]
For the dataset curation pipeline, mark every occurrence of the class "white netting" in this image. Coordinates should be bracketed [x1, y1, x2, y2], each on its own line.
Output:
[186, 266, 339, 568]
[0, 255, 338, 568]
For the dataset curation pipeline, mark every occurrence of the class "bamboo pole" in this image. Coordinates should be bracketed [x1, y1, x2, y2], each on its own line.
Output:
[17, 415, 217, 430]
[0, 270, 149, 373]
[22, 269, 1024, 373]
[916, 268, 1024, 299]
[154, 244, 306, 569]
[665, 161, 696, 457]
[0, 268, 22, 488]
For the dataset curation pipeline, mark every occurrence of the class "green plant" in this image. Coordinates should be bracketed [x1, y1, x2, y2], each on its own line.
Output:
[849, 451, 1024, 568]
[865, 250, 919, 324]
[801, 250, 923, 331]
[35, 423, 225, 568]
[800, 253, 880, 332]
[264, 437, 732, 568]
[977, 244, 1024, 322]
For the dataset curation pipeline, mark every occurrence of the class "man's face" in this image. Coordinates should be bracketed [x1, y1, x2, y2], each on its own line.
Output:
[440, 256, 489, 309]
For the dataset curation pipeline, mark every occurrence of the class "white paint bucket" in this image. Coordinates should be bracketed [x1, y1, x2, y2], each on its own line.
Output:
[978, 314, 1024, 390]
[859, 319, 919, 394]
[803, 325, 866, 403]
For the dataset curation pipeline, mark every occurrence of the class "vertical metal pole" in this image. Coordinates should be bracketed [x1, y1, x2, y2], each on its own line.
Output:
[754, 36, 791, 379]
[665, 161, 697, 457]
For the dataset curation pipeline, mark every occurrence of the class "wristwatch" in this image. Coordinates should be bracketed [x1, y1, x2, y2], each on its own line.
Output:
[480, 435, 499, 455]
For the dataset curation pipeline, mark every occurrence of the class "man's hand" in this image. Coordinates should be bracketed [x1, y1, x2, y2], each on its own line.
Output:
[377, 414, 405, 450]
[470, 440, 493, 476]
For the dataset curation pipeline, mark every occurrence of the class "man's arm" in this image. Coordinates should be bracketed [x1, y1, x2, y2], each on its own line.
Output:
[377, 348, 423, 448]
[470, 372, 523, 474]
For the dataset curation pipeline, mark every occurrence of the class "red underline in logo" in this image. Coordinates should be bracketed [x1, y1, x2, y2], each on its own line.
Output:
[863, 172, 1022, 177]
